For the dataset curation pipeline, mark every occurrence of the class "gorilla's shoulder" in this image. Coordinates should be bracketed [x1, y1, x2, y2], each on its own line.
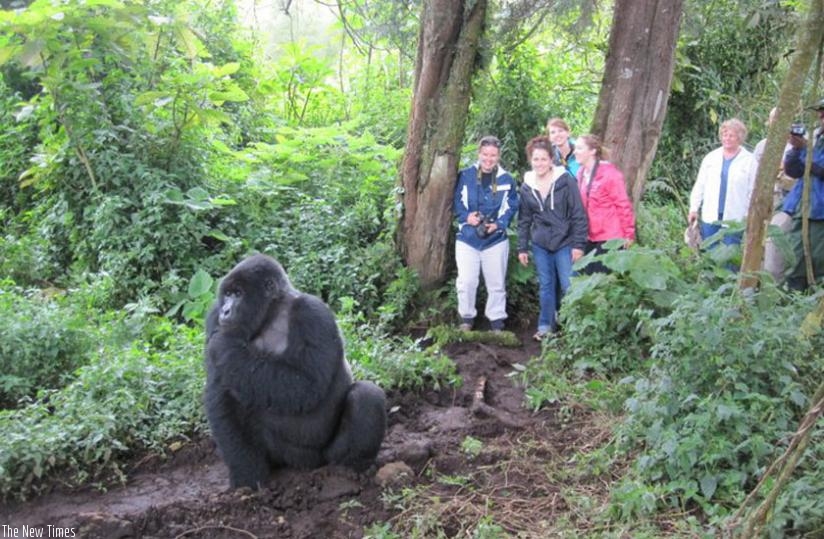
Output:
[290, 293, 339, 331]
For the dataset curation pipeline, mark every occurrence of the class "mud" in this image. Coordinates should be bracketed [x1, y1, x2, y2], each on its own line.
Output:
[1, 329, 597, 538]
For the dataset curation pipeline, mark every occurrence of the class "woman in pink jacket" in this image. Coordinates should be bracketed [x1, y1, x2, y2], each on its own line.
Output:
[574, 134, 636, 273]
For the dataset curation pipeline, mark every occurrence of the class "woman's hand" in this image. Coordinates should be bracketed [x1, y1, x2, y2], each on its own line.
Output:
[688, 211, 698, 225]
[518, 252, 529, 267]
[467, 212, 482, 226]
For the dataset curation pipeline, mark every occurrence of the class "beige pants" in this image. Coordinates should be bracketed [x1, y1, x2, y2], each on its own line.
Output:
[763, 211, 793, 281]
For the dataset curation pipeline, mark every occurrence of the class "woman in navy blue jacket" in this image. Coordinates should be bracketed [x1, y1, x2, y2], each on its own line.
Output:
[453, 135, 519, 331]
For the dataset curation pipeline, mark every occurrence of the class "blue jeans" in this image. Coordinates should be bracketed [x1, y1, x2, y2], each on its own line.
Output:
[532, 244, 573, 333]
[700, 221, 743, 271]
[700, 221, 742, 247]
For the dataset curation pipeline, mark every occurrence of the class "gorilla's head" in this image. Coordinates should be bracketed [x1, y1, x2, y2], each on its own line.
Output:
[216, 254, 293, 338]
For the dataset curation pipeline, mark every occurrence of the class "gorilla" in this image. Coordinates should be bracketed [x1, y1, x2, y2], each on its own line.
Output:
[204, 254, 387, 489]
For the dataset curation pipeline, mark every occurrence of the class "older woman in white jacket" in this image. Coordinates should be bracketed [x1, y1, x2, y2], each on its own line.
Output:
[688, 118, 757, 247]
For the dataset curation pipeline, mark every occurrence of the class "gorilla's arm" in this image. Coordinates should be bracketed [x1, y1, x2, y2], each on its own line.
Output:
[207, 294, 346, 415]
[204, 376, 271, 488]
[205, 303, 219, 342]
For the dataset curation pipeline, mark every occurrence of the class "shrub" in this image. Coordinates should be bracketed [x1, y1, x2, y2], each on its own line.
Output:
[338, 297, 460, 393]
[0, 318, 205, 501]
[0, 285, 91, 407]
[615, 283, 824, 520]
[556, 242, 687, 376]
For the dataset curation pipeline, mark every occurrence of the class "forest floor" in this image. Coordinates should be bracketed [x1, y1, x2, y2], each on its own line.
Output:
[1, 326, 623, 539]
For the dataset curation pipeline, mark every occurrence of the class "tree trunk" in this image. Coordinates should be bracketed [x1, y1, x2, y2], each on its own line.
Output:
[591, 0, 684, 207]
[738, 0, 824, 288]
[398, 0, 487, 289]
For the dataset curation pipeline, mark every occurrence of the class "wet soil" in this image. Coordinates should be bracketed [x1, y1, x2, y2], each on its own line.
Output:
[1, 329, 602, 538]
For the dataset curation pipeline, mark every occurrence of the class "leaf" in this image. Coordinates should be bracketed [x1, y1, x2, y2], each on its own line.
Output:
[700, 475, 717, 499]
[187, 269, 213, 298]
[716, 403, 736, 420]
[174, 26, 207, 60]
[0, 44, 20, 66]
[162, 188, 184, 203]
[208, 197, 237, 207]
[205, 230, 230, 242]
[208, 86, 249, 103]
[19, 38, 45, 69]
[183, 199, 212, 211]
[213, 62, 240, 77]
[134, 91, 169, 106]
[186, 187, 210, 201]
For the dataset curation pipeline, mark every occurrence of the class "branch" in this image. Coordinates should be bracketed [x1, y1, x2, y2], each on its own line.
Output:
[731, 381, 824, 537]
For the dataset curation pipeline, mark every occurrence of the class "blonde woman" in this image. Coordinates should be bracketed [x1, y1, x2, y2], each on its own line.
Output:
[547, 118, 580, 177]
[688, 118, 757, 246]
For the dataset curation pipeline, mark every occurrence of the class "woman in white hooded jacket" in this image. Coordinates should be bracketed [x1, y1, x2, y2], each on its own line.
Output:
[517, 136, 588, 340]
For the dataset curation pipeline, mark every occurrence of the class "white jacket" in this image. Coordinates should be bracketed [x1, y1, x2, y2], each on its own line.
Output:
[689, 146, 756, 223]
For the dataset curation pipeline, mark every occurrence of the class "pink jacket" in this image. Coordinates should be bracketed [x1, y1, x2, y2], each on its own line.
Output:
[577, 160, 635, 242]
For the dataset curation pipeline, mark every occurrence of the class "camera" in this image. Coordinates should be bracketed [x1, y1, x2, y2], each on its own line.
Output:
[474, 212, 496, 239]
[790, 123, 806, 137]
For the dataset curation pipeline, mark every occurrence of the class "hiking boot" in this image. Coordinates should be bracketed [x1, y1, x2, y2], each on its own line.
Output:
[459, 318, 474, 331]
[490, 319, 505, 332]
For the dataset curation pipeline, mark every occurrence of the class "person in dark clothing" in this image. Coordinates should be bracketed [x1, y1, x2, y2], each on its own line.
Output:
[782, 98, 824, 289]
[517, 136, 588, 341]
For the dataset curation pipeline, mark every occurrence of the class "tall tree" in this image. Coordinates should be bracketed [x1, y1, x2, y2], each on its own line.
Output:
[398, 0, 487, 288]
[739, 0, 824, 288]
[591, 0, 683, 206]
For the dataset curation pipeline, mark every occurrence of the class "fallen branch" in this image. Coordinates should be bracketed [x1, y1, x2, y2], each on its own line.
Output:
[729, 380, 824, 537]
[470, 376, 525, 429]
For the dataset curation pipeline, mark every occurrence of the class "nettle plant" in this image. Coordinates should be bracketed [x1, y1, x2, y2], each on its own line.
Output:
[616, 283, 824, 520]
[557, 241, 688, 375]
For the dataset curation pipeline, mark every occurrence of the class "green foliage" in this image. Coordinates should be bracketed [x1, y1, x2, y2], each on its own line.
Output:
[0, 77, 37, 213]
[167, 268, 215, 323]
[460, 435, 484, 459]
[0, 0, 259, 306]
[557, 242, 682, 376]
[0, 209, 60, 286]
[616, 284, 824, 521]
[0, 317, 206, 501]
[653, 0, 797, 195]
[338, 298, 460, 392]
[426, 324, 521, 348]
[764, 423, 824, 538]
[207, 124, 405, 316]
[0, 285, 91, 407]
[263, 41, 343, 126]
[469, 35, 602, 172]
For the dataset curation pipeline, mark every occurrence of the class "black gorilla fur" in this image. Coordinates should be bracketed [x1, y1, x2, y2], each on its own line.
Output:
[204, 254, 387, 489]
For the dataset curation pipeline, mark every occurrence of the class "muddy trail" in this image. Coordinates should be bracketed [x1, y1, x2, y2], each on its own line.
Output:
[2, 328, 609, 538]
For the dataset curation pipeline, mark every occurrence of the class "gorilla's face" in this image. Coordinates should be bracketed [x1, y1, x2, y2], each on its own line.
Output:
[216, 254, 291, 339]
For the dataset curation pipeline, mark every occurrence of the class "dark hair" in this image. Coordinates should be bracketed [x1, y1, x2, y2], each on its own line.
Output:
[478, 135, 501, 149]
[525, 135, 552, 160]
[577, 134, 610, 161]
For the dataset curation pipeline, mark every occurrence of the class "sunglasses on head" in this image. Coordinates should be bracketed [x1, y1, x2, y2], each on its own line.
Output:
[479, 136, 501, 148]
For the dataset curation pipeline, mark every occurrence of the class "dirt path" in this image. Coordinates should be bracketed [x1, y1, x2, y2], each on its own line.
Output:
[2, 329, 602, 538]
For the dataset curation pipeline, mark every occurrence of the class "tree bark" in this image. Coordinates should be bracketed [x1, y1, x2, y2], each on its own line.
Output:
[398, 0, 487, 289]
[738, 0, 824, 288]
[590, 0, 684, 207]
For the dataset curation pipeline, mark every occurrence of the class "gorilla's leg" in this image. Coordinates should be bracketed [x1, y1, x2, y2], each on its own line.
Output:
[323, 381, 387, 470]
